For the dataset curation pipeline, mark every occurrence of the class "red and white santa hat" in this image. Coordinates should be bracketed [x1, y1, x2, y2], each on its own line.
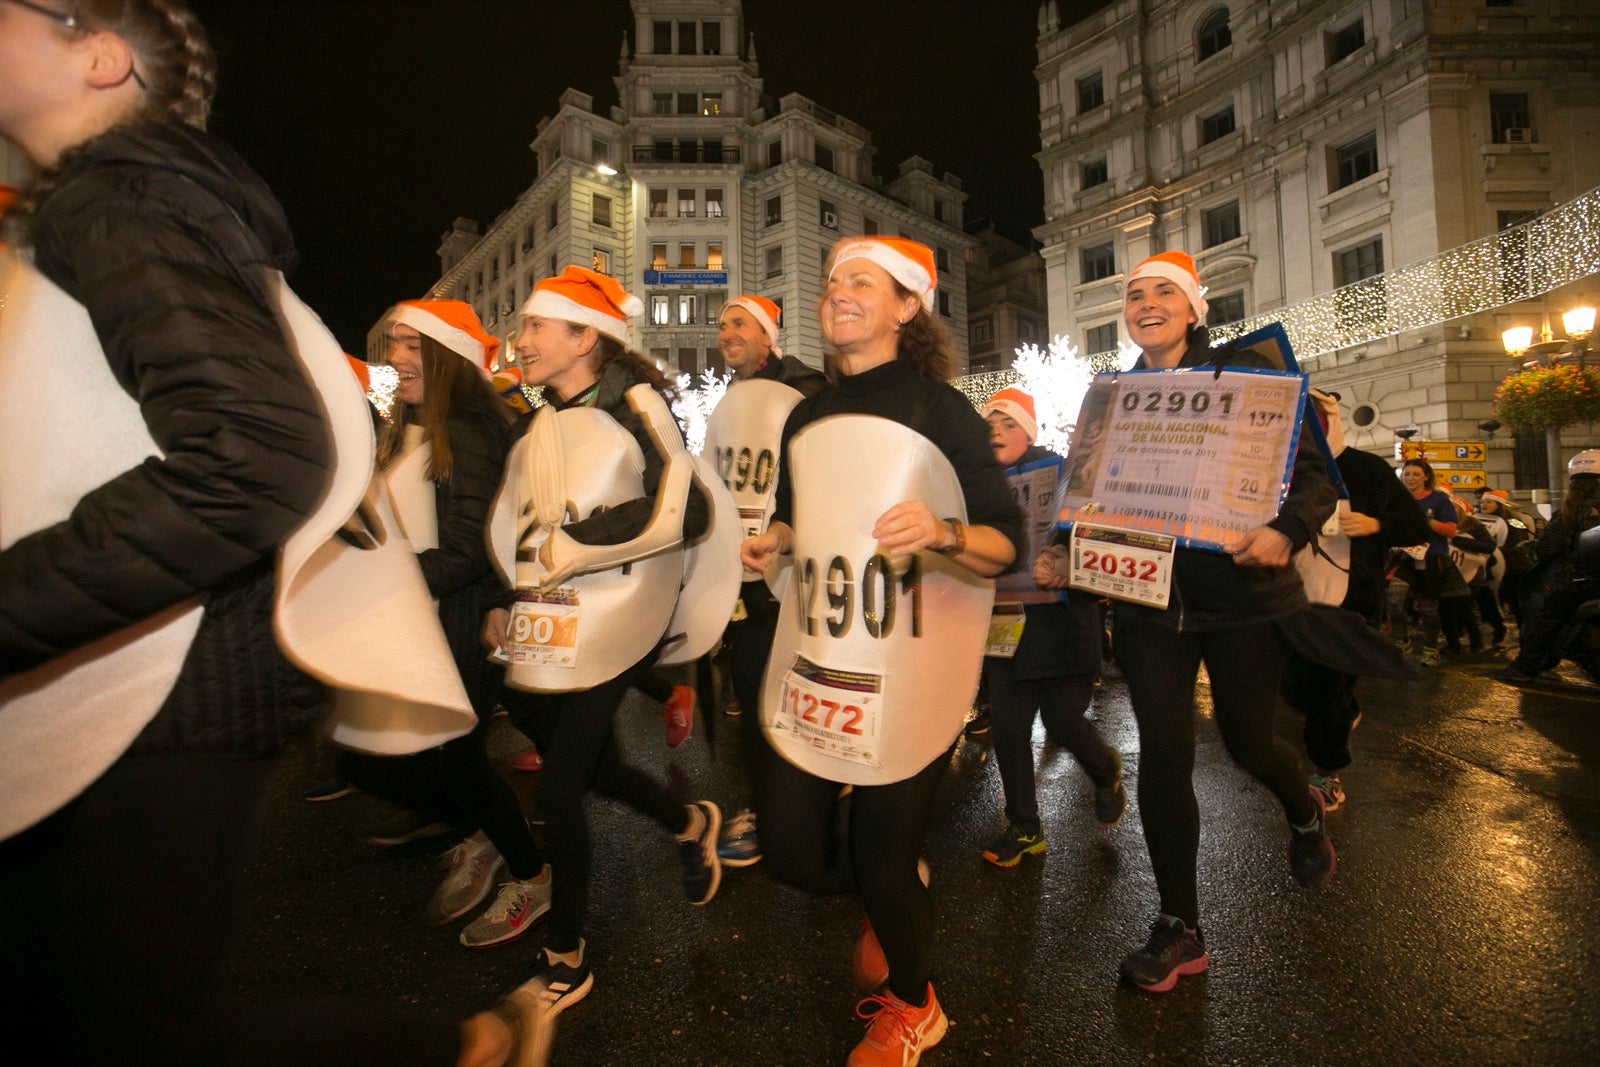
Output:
[521, 265, 644, 347]
[1128, 251, 1209, 321]
[382, 299, 499, 373]
[982, 387, 1039, 443]
[722, 294, 784, 358]
[827, 236, 939, 312]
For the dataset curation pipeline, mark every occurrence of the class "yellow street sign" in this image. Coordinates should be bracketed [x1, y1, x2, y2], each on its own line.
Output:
[1394, 440, 1487, 464]
[1437, 469, 1487, 491]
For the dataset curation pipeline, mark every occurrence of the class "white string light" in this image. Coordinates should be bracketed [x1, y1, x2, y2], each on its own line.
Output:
[671, 368, 731, 455]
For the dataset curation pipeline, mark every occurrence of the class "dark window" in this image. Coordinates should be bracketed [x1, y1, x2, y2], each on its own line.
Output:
[1336, 238, 1383, 284]
[1082, 157, 1109, 188]
[1328, 19, 1364, 65]
[1077, 71, 1104, 113]
[1490, 92, 1533, 143]
[765, 247, 783, 280]
[547, 201, 558, 229]
[678, 346, 698, 371]
[652, 20, 671, 54]
[765, 196, 781, 226]
[652, 93, 672, 115]
[819, 199, 838, 227]
[1513, 431, 1548, 491]
[934, 200, 946, 222]
[702, 21, 722, 54]
[1196, 8, 1231, 60]
[649, 188, 669, 218]
[1201, 104, 1236, 144]
[591, 194, 612, 229]
[1086, 323, 1118, 353]
[702, 140, 724, 163]
[767, 140, 782, 168]
[653, 139, 674, 161]
[706, 188, 725, 218]
[971, 317, 995, 350]
[936, 246, 950, 272]
[863, 216, 879, 235]
[1081, 241, 1116, 283]
[1498, 209, 1542, 230]
[1333, 132, 1379, 189]
[1209, 292, 1246, 325]
[1202, 200, 1241, 247]
[937, 290, 951, 317]
[677, 21, 695, 54]
[678, 92, 697, 115]
[815, 143, 834, 172]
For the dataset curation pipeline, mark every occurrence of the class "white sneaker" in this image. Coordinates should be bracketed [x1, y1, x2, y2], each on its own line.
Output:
[424, 834, 504, 925]
[460, 867, 553, 948]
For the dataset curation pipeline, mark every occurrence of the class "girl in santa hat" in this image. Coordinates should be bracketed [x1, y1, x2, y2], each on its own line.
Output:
[0, 2, 525, 1063]
[740, 236, 1024, 1067]
[484, 265, 717, 1051]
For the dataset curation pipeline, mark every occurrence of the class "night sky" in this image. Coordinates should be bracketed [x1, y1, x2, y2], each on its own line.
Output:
[187, 0, 1104, 351]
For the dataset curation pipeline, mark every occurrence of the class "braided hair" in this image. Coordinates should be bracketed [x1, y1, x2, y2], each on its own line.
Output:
[68, 0, 217, 130]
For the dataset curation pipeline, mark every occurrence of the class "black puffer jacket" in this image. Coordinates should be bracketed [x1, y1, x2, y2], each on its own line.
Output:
[0, 122, 334, 755]
[1118, 330, 1336, 632]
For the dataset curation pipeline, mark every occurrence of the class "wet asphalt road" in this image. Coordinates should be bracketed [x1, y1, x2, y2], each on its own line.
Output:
[232, 654, 1600, 1065]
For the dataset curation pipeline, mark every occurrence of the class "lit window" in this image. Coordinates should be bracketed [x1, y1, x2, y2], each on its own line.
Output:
[678, 189, 696, 217]
[591, 247, 611, 275]
[679, 244, 697, 269]
[677, 295, 696, 325]
[652, 295, 670, 325]
[707, 243, 724, 270]
[702, 93, 722, 116]
[651, 243, 667, 271]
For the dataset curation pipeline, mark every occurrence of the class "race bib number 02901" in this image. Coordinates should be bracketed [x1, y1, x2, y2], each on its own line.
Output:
[1067, 523, 1175, 608]
[773, 654, 881, 768]
[508, 588, 580, 669]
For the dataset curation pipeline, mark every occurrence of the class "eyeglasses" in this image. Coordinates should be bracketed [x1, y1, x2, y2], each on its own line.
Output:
[3, 0, 147, 89]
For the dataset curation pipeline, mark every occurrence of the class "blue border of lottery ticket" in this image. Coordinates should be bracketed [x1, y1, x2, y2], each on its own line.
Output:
[1001, 453, 1071, 605]
[1056, 364, 1308, 554]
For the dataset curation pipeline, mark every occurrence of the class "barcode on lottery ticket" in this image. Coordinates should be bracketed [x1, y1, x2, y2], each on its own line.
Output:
[1103, 480, 1211, 501]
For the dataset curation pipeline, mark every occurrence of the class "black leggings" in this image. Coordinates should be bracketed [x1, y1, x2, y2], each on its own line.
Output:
[0, 751, 460, 1066]
[1116, 618, 1314, 929]
[756, 748, 946, 1002]
[1280, 653, 1360, 773]
[726, 579, 782, 788]
[509, 659, 689, 953]
[987, 661, 1115, 831]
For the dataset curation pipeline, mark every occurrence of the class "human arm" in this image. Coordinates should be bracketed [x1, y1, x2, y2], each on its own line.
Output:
[417, 408, 509, 599]
[872, 500, 1016, 577]
[1, 173, 330, 676]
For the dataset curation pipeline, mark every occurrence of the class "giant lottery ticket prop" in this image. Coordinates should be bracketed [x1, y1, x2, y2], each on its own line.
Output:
[761, 416, 994, 786]
[489, 383, 695, 691]
[0, 254, 473, 839]
[1057, 366, 1307, 607]
[701, 378, 806, 597]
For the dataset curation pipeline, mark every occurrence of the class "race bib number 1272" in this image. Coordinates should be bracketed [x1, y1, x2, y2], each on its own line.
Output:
[773, 655, 882, 768]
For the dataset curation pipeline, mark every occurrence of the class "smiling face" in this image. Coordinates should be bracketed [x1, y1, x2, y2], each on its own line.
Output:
[987, 411, 1031, 466]
[513, 315, 599, 401]
[1123, 278, 1198, 366]
[718, 306, 772, 377]
[820, 256, 920, 368]
[384, 323, 425, 406]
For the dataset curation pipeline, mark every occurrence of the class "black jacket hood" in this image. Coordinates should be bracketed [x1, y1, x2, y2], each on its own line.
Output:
[50, 122, 297, 271]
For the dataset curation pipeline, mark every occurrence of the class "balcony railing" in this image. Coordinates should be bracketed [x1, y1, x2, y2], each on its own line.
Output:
[633, 143, 741, 165]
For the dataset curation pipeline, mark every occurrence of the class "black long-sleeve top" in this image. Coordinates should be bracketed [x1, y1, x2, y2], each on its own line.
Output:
[770, 356, 1025, 564]
[1331, 446, 1430, 622]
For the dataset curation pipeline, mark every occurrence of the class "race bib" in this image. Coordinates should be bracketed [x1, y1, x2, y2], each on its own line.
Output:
[1067, 522, 1175, 608]
[508, 588, 581, 669]
[771, 655, 882, 768]
[984, 604, 1026, 658]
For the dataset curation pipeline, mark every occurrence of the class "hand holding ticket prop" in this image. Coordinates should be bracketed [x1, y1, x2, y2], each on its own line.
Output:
[740, 522, 790, 573]
[1034, 544, 1073, 590]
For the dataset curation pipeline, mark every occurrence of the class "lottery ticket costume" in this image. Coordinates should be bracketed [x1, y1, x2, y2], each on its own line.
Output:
[0, 123, 463, 1064]
[335, 302, 548, 900]
[758, 354, 1024, 1004]
[497, 354, 711, 959]
[983, 443, 1119, 843]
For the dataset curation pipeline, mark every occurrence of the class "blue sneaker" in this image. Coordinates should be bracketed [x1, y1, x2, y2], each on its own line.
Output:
[678, 801, 722, 905]
[498, 940, 593, 1067]
[717, 808, 762, 868]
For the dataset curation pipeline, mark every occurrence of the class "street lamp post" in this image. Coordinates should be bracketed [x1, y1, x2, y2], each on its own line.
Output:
[1501, 303, 1597, 497]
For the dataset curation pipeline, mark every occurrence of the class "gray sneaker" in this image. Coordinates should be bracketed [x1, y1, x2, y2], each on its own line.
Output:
[460, 868, 552, 948]
[424, 835, 505, 925]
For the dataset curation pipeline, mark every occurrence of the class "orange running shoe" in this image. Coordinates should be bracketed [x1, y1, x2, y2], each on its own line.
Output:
[663, 685, 694, 748]
[852, 919, 889, 990]
[847, 983, 947, 1067]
